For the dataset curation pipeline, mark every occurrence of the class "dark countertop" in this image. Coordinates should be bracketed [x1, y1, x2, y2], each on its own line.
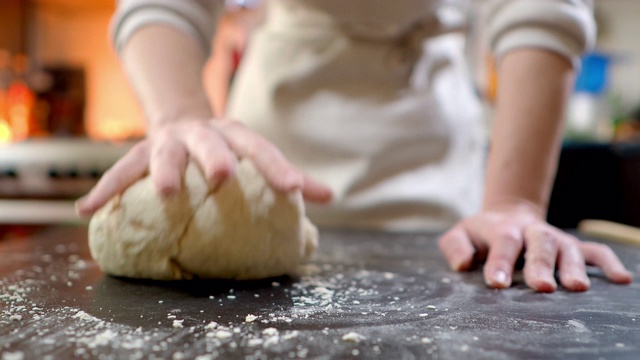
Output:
[1, 226, 639, 360]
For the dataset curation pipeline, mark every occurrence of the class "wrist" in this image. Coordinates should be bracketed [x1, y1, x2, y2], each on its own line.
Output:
[482, 196, 547, 219]
[147, 117, 212, 139]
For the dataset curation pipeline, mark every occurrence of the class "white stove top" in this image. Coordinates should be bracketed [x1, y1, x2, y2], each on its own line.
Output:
[0, 138, 134, 198]
[0, 139, 135, 224]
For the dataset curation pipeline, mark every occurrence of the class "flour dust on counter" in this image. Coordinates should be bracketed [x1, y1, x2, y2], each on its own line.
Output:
[2, 227, 640, 359]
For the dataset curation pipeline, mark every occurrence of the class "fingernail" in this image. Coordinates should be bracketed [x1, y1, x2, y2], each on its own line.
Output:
[493, 270, 509, 287]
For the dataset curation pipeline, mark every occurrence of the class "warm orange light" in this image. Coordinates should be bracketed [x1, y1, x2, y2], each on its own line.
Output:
[9, 104, 29, 141]
[95, 117, 139, 141]
[5, 79, 35, 141]
[0, 119, 12, 143]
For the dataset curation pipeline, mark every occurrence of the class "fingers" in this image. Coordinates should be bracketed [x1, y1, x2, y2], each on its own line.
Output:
[219, 120, 333, 202]
[217, 120, 304, 191]
[301, 174, 333, 204]
[75, 142, 150, 218]
[182, 122, 237, 188]
[556, 234, 590, 292]
[581, 242, 633, 284]
[442, 209, 633, 293]
[438, 226, 476, 271]
[523, 227, 630, 292]
[483, 227, 522, 289]
[77, 118, 331, 220]
[522, 226, 559, 292]
[150, 136, 188, 197]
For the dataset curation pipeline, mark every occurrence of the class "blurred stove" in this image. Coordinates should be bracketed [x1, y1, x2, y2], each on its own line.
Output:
[0, 138, 133, 224]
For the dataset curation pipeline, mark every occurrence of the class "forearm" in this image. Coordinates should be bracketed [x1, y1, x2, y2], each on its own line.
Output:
[483, 49, 575, 216]
[121, 25, 212, 133]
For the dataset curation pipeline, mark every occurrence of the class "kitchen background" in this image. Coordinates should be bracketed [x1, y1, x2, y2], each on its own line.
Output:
[0, 0, 639, 226]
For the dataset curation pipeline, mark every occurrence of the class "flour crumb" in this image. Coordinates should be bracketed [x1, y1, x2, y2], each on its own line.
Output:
[73, 310, 93, 321]
[342, 332, 365, 343]
[84, 329, 116, 348]
[352, 349, 360, 356]
[615, 343, 625, 348]
[263, 335, 279, 347]
[172, 319, 184, 328]
[441, 277, 451, 283]
[383, 272, 394, 279]
[195, 355, 214, 360]
[245, 314, 257, 323]
[1, 352, 24, 360]
[421, 337, 433, 344]
[419, 313, 428, 317]
[426, 305, 436, 310]
[215, 330, 232, 339]
[298, 348, 309, 358]
[172, 351, 185, 360]
[461, 344, 469, 352]
[9, 315, 22, 321]
[272, 282, 280, 287]
[204, 321, 218, 330]
[262, 328, 278, 337]
[282, 330, 299, 340]
[247, 338, 264, 347]
[122, 339, 144, 350]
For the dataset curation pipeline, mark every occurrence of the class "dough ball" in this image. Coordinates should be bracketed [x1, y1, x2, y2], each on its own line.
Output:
[88, 159, 318, 280]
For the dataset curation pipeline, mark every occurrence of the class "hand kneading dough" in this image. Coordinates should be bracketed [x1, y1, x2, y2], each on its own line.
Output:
[88, 159, 318, 280]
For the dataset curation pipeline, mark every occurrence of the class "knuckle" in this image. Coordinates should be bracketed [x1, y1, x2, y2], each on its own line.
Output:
[530, 227, 558, 247]
[218, 119, 244, 132]
[590, 242, 613, 256]
[131, 141, 150, 157]
[151, 142, 173, 158]
[525, 252, 555, 268]
[494, 228, 522, 247]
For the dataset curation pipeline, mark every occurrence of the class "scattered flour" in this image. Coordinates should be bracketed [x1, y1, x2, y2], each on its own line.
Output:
[262, 328, 278, 337]
[172, 320, 184, 328]
[1, 352, 24, 360]
[214, 330, 232, 339]
[342, 332, 365, 343]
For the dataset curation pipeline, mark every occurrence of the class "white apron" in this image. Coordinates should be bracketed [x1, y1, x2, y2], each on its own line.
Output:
[226, 0, 485, 231]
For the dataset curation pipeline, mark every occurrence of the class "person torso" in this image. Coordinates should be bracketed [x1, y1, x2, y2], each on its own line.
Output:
[226, 0, 486, 231]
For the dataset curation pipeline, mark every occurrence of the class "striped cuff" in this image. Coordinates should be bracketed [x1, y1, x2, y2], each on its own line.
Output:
[486, 0, 596, 68]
